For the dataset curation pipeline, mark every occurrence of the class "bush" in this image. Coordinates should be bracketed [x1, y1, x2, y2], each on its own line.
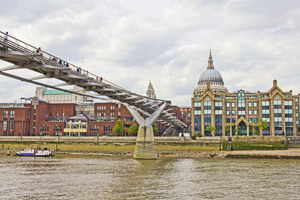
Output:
[195, 131, 202, 137]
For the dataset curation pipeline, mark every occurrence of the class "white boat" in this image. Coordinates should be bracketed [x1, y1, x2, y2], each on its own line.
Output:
[16, 148, 53, 157]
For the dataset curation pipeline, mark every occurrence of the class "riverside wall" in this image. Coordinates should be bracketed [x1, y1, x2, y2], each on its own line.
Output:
[0, 136, 292, 156]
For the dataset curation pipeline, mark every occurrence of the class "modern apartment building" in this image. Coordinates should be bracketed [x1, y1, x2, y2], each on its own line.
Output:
[191, 51, 300, 136]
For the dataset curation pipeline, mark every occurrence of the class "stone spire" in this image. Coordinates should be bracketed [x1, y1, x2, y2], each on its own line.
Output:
[146, 80, 156, 99]
[207, 50, 214, 69]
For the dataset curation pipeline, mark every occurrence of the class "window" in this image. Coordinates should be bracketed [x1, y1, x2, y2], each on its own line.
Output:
[296, 105, 299, 110]
[226, 103, 230, 108]
[9, 121, 14, 130]
[215, 110, 222, 114]
[204, 110, 211, 114]
[248, 102, 252, 107]
[254, 118, 258, 123]
[124, 117, 133, 121]
[194, 102, 201, 107]
[262, 101, 269, 106]
[285, 109, 293, 114]
[248, 110, 252, 115]
[274, 109, 281, 114]
[231, 102, 235, 108]
[3, 111, 8, 120]
[296, 113, 299, 118]
[254, 110, 257, 115]
[3, 121, 7, 130]
[204, 101, 211, 106]
[215, 102, 222, 107]
[296, 98, 299, 103]
[249, 118, 253, 123]
[27, 111, 31, 120]
[226, 118, 230, 123]
[10, 111, 15, 119]
[274, 100, 282, 105]
[297, 120, 299, 125]
[262, 109, 270, 114]
[253, 102, 257, 107]
[232, 110, 235, 115]
[286, 117, 293, 122]
[226, 111, 230, 116]
[284, 100, 292, 106]
[274, 117, 282, 122]
[238, 111, 245, 116]
[194, 110, 201, 115]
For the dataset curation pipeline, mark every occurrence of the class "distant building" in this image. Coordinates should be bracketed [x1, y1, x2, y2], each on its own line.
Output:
[191, 51, 300, 136]
[179, 106, 191, 126]
[35, 86, 90, 104]
[146, 80, 156, 99]
[0, 98, 139, 137]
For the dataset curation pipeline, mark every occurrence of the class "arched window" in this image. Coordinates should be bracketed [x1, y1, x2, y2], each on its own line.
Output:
[238, 90, 245, 117]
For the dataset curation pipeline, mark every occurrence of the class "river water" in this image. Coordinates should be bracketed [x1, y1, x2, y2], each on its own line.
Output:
[0, 155, 299, 200]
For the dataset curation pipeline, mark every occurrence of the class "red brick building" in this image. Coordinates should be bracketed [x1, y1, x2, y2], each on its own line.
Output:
[0, 97, 185, 137]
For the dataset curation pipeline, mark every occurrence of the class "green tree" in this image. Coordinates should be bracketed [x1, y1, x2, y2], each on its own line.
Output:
[258, 119, 269, 135]
[233, 126, 239, 136]
[206, 126, 216, 136]
[113, 120, 126, 136]
[152, 123, 158, 135]
[225, 126, 230, 136]
[129, 125, 139, 136]
[250, 126, 259, 136]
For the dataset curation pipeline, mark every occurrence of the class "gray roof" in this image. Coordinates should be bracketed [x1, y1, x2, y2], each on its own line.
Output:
[198, 68, 224, 84]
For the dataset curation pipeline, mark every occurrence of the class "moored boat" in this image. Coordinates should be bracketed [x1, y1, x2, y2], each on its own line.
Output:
[16, 148, 53, 157]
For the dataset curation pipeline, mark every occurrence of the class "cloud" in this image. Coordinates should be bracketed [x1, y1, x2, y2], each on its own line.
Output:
[1, 0, 300, 107]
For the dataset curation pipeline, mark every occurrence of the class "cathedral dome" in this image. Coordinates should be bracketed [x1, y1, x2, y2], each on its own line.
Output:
[194, 50, 227, 93]
[198, 50, 224, 84]
[198, 68, 224, 84]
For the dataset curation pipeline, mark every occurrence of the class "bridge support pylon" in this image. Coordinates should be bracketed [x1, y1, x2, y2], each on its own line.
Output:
[126, 102, 167, 159]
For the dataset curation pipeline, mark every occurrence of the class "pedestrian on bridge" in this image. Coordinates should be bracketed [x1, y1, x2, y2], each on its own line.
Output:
[36, 47, 43, 56]
[4, 32, 8, 41]
[3, 32, 8, 49]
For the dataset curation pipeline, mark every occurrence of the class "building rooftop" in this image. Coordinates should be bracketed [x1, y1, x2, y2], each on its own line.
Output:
[43, 89, 71, 95]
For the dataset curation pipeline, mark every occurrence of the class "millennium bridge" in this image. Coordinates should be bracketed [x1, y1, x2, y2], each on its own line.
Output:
[0, 31, 187, 159]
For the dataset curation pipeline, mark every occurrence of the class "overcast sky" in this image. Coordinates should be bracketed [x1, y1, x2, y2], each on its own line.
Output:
[1, 0, 300, 106]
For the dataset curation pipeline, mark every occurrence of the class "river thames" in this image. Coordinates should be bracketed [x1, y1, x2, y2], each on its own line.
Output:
[0, 155, 299, 200]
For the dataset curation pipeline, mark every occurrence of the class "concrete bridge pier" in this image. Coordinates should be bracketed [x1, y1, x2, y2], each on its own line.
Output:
[127, 102, 167, 159]
[134, 125, 157, 159]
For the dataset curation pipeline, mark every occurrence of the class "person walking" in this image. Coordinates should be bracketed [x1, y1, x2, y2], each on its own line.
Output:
[3, 32, 8, 49]
[4, 32, 8, 41]
[36, 47, 43, 56]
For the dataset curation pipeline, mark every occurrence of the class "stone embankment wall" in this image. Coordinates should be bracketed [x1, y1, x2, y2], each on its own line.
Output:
[221, 136, 288, 151]
[0, 136, 221, 156]
[1, 136, 299, 159]
[0, 136, 290, 154]
[286, 137, 300, 148]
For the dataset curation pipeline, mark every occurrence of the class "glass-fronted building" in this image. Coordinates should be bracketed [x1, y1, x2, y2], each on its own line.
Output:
[191, 51, 300, 136]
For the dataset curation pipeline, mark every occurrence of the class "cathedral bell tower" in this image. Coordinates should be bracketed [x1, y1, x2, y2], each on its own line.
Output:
[146, 80, 156, 99]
